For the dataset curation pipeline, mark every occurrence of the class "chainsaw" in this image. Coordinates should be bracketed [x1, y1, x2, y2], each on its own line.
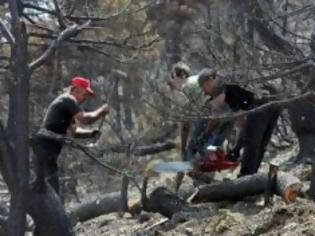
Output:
[153, 145, 239, 173]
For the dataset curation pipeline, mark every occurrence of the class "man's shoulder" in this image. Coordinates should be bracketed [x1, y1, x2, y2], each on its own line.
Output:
[225, 84, 254, 96]
[183, 75, 201, 93]
[184, 75, 199, 87]
[54, 93, 76, 102]
[225, 84, 255, 110]
[51, 93, 78, 108]
[182, 75, 208, 108]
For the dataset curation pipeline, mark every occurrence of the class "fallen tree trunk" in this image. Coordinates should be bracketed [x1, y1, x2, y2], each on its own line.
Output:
[69, 191, 136, 223]
[144, 187, 188, 218]
[69, 172, 301, 222]
[143, 172, 301, 218]
[191, 172, 301, 204]
[110, 140, 176, 156]
[69, 183, 194, 223]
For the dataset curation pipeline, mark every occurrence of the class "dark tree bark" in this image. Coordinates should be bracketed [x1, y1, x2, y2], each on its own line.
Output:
[26, 187, 73, 236]
[144, 187, 187, 218]
[69, 191, 137, 223]
[191, 172, 301, 204]
[111, 70, 124, 132]
[0, 1, 89, 235]
[245, 0, 300, 56]
[288, 100, 315, 163]
[245, 0, 315, 163]
[288, 35, 315, 163]
[6, 2, 30, 234]
[310, 160, 315, 200]
[110, 140, 176, 156]
[122, 78, 134, 129]
[135, 172, 301, 218]
[0, 124, 73, 236]
[49, 50, 63, 98]
[69, 184, 194, 223]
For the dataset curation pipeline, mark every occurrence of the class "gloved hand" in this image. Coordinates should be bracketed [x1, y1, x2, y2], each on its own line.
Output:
[227, 148, 240, 162]
[92, 130, 102, 140]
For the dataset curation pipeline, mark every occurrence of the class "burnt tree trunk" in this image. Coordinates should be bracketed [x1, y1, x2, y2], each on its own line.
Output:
[0, 1, 89, 235]
[69, 181, 195, 223]
[310, 160, 315, 200]
[111, 70, 125, 133]
[27, 187, 73, 236]
[6, 2, 30, 234]
[288, 100, 315, 163]
[122, 77, 134, 129]
[70, 191, 137, 223]
[49, 50, 62, 98]
[191, 172, 301, 204]
[144, 187, 188, 218]
[245, 0, 315, 164]
[0, 124, 73, 236]
[288, 34, 315, 163]
[137, 172, 301, 218]
[69, 171, 301, 221]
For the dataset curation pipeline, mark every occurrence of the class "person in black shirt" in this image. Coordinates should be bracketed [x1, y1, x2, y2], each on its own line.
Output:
[198, 68, 281, 176]
[32, 76, 109, 194]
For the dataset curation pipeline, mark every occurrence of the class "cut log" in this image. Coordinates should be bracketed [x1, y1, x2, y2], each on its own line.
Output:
[69, 172, 301, 223]
[264, 163, 279, 206]
[277, 172, 301, 204]
[69, 181, 195, 223]
[118, 175, 129, 217]
[144, 187, 188, 218]
[191, 172, 302, 204]
[69, 191, 136, 224]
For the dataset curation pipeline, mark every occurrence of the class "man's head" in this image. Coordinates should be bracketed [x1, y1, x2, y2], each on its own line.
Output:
[198, 68, 217, 96]
[70, 76, 94, 103]
[169, 62, 190, 89]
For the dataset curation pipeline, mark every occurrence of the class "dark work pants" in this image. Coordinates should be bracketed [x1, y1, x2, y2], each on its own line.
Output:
[31, 137, 62, 194]
[239, 103, 281, 176]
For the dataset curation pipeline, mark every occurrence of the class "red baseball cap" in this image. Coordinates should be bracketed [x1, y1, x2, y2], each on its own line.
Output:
[71, 76, 94, 95]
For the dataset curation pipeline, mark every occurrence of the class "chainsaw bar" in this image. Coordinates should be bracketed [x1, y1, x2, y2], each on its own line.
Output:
[153, 161, 195, 173]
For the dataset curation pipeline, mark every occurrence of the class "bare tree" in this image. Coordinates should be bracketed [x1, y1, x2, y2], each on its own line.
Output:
[0, 1, 89, 235]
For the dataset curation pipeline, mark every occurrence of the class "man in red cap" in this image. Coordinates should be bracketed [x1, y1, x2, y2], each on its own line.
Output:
[32, 76, 109, 194]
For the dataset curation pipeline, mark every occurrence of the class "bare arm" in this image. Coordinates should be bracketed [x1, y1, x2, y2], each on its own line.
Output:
[200, 93, 229, 140]
[69, 121, 101, 139]
[231, 116, 246, 151]
[74, 104, 109, 125]
[72, 127, 97, 139]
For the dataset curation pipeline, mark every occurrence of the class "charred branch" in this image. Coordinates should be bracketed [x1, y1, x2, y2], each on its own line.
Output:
[0, 20, 14, 45]
[53, 0, 67, 29]
[110, 140, 176, 156]
[29, 21, 90, 72]
[246, 0, 302, 56]
[28, 32, 161, 50]
[22, 1, 131, 23]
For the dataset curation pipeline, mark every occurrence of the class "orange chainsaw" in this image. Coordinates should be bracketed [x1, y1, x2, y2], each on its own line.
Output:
[153, 146, 239, 173]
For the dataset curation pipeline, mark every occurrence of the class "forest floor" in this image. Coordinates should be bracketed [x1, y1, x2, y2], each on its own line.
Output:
[0, 138, 312, 235]
[72, 144, 315, 236]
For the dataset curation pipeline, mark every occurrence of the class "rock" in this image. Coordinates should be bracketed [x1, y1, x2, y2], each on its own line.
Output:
[138, 212, 151, 223]
[302, 228, 315, 236]
[185, 227, 193, 236]
[171, 212, 188, 224]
